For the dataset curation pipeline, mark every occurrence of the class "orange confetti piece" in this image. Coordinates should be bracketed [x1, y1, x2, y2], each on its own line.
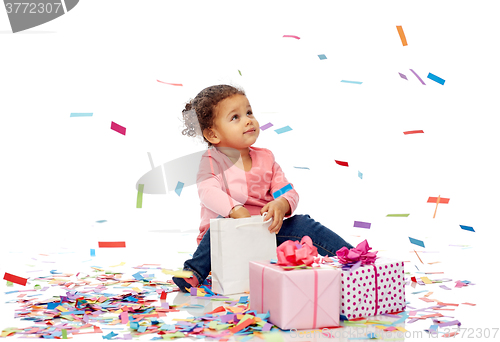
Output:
[462, 302, 476, 306]
[396, 26, 408, 46]
[414, 250, 424, 264]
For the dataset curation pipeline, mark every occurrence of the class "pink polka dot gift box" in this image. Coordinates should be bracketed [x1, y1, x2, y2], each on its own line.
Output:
[324, 240, 406, 319]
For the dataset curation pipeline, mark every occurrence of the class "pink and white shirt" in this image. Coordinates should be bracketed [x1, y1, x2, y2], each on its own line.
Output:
[196, 145, 299, 245]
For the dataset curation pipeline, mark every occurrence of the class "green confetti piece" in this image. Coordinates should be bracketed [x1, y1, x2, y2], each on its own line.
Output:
[386, 214, 410, 217]
[137, 184, 144, 208]
[162, 332, 186, 339]
[6, 281, 13, 287]
[34, 284, 41, 290]
[238, 70, 242, 76]
[62, 329, 67, 339]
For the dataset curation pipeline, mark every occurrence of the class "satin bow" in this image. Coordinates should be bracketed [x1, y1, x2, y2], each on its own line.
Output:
[277, 236, 318, 266]
[336, 239, 377, 265]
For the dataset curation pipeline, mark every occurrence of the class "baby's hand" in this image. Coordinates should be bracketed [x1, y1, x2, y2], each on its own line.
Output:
[260, 198, 289, 234]
[229, 205, 251, 219]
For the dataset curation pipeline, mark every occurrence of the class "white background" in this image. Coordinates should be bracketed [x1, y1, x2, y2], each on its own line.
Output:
[0, 1, 498, 340]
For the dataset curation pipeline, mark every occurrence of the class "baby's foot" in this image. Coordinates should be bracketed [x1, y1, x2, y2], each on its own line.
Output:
[172, 275, 199, 293]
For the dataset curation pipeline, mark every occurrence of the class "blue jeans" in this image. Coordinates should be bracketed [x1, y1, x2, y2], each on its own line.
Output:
[183, 214, 354, 284]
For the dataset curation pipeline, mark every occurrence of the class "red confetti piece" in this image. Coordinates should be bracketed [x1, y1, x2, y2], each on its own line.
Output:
[403, 130, 424, 135]
[3, 272, 28, 286]
[335, 160, 349, 167]
[98, 241, 126, 248]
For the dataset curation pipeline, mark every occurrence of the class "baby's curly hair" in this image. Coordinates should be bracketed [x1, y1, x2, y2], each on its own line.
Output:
[181, 84, 246, 147]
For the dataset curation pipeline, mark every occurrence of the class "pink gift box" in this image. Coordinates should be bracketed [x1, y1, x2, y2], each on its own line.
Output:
[339, 258, 406, 319]
[249, 261, 341, 330]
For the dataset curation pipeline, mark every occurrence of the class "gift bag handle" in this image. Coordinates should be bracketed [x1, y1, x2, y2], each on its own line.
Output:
[235, 213, 272, 229]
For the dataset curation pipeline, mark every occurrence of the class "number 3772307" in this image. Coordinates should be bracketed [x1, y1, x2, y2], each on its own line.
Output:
[5, 3, 63, 14]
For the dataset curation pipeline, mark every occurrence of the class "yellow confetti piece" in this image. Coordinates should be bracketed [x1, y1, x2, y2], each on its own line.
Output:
[161, 269, 193, 278]
[396, 327, 408, 332]
[421, 277, 433, 284]
[110, 262, 126, 267]
[56, 305, 68, 312]
[171, 318, 194, 321]
[375, 325, 387, 330]
[132, 287, 141, 293]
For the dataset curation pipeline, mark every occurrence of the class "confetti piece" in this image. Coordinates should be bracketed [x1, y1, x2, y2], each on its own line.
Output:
[272, 183, 293, 199]
[409, 237, 425, 248]
[293, 166, 310, 170]
[136, 183, 144, 208]
[90, 249, 95, 257]
[120, 312, 129, 324]
[175, 181, 184, 196]
[340, 80, 363, 84]
[440, 285, 451, 290]
[335, 160, 349, 167]
[238, 70, 242, 76]
[161, 269, 193, 278]
[427, 72, 446, 85]
[274, 126, 292, 134]
[318, 54, 327, 60]
[96, 220, 107, 223]
[110, 262, 126, 267]
[386, 214, 410, 217]
[70, 113, 93, 117]
[420, 277, 433, 284]
[157, 80, 183, 86]
[260, 122, 273, 130]
[353, 221, 371, 229]
[98, 241, 126, 248]
[427, 195, 449, 218]
[409, 69, 426, 85]
[404, 130, 424, 135]
[396, 25, 408, 46]
[358, 171, 363, 179]
[462, 302, 476, 306]
[3, 272, 27, 286]
[283, 35, 300, 39]
[460, 225, 475, 232]
[62, 329, 67, 339]
[399, 72, 408, 80]
[110, 121, 126, 135]
[414, 250, 424, 264]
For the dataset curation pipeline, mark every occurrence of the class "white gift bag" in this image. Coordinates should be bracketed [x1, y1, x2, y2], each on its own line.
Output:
[210, 214, 277, 295]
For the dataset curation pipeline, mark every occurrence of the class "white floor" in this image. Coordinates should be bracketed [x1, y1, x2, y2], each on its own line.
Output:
[0, 222, 496, 342]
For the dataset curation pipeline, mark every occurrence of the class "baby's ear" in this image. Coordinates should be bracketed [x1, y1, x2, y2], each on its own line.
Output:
[203, 128, 220, 145]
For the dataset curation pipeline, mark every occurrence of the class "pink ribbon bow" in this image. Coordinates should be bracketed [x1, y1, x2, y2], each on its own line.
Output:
[336, 239, 378, 265]
[277, 236, 318, 266]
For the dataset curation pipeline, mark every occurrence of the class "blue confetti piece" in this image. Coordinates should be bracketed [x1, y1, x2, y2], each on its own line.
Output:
[409, 237, 425, 248]
[90, 249, 95, 257]
[460, 225, 475, 232]
[47, 302, 59, 310]
[132, 272, 144, 280]
[239, 296, 249, 303]
[318, 54, 327, 60]
[175, 181, 184, 196]
[130, 322, 139, 330]
[96, 220, 107, 223]
[427, 72, 446, 85]
[274, 126, 292, 134]
[70, 113, 93, 117]
[293, 166, 309, 170]
[270, 258, 278, 264]
[272, 183, 293, 199]
[340, 314, 349, 321]
[340, 80, 363, 85]
[358, 171, 363, 179]
[103, 331, 119, 339]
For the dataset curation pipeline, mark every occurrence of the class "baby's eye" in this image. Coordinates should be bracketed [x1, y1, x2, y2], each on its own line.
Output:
[231, 114, 238, 120]
[247, 111, 253, 116]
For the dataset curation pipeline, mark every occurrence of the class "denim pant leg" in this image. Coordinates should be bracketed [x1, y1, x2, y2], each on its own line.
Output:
[183, 228, 212, 284]
[277, 214, 354, 256]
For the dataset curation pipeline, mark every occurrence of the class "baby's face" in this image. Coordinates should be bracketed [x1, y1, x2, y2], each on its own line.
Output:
[212, 94, 260, 150]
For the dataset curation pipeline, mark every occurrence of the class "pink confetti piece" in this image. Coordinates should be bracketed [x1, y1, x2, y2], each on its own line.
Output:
[283, 35, 300, 40]
[110, 121, 126, 135]
[157, 80, 183, 86]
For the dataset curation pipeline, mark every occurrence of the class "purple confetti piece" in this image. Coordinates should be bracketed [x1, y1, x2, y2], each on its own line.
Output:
[437, 320, 461, 327]
[351, 261, 362, 272]
[399, 72, 408, 80]
[353, 221, 371, 229]
[440, 285, 451, 290]
[407, 318, 419, 324]
[409, 69, 426, 85]
[260, 122, 273, 131]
